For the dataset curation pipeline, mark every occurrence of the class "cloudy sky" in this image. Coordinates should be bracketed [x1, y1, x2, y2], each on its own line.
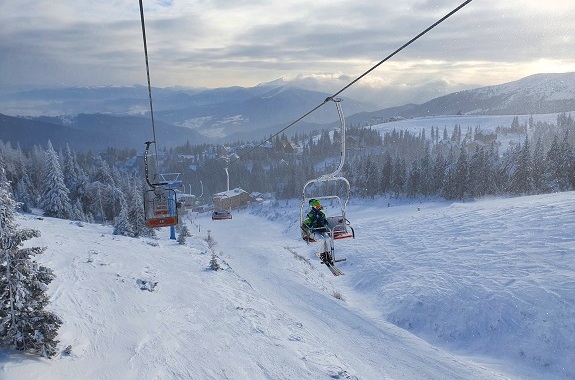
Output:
[1, 0, 574, 107]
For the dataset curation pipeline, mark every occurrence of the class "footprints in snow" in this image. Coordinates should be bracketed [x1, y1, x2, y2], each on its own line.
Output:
[84, 248, 159, 293]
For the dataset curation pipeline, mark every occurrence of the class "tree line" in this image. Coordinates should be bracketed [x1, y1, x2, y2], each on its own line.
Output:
[175, 113, 575, 201]
[1, 114, 575, 227]
[345, 113, 575, 200]
[0, 140, 154, 238]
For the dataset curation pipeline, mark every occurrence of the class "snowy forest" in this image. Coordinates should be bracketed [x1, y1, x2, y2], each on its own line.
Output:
[120, 111, 575, 204]
[0, 112, 574, 232]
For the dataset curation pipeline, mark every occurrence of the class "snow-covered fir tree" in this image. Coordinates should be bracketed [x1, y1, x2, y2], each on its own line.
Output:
[177, 224, 191, 245]
[62, 143, 85, 202]
[128, 178, 153, 238]
[40, 141, 72, 219]
[0, 179, 62, 357]
[69, 198, 87, 222]
[113, 192, 135, 237]
[511, 136, 533, 194]
[209, 252, 220, 271]
[531, 137, 546, 193]
[14, 172, 35, 213]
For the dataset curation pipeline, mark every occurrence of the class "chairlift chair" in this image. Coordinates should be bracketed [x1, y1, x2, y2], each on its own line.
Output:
[143, 141, 179, 228]
[211, 209, 232, 220]
[144, 186, 179, 227]
[300, 180, 355, 242]
[211, 158, 233, 221]
[299, 98, 355, 258]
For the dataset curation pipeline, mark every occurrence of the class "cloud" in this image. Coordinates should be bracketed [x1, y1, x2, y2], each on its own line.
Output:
[0, 0, 573, 107]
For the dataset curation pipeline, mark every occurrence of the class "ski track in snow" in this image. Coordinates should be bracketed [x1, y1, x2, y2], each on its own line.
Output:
[0, 192, 574, 379]
[207, 209, 511, 380]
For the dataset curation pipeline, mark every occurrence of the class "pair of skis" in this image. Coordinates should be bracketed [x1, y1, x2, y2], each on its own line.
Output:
[306, 230, 345, 276]
[318, 252, 345, 276]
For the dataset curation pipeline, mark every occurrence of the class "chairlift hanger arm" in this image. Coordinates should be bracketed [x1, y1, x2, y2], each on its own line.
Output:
[329, 98, 346, 178]
[302, 176, 351, 204]
[144, 141, 167, 188]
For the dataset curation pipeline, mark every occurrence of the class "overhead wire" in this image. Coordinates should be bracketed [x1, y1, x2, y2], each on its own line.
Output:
[229, 0, 473, 165]
[139, 0, 160, 177]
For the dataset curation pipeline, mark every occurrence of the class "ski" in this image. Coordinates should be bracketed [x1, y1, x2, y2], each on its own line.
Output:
[325, 261, 344, 276]
[316, 252, 344, 276]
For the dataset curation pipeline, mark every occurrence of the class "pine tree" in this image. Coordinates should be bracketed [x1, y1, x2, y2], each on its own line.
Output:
[545, 135, 566, 192]
[406, 160, 421, 198]
[431, 151, 447, 195]
[511, 116, 520, 131]
[62, 144, 82, 201]
[511, 136, 533, 194]
[390, 157, 406, 197]
[128, 179, 153, 238]
[356, 156, 379, 198]
[40, 141, 71, 219]
[113, 192, 135, 237]
[0, 182, 62, 357]
[468, 148, 489, 197]
[69, 199, 86, 221]
[380, 153, 393, 194]
[364, 156, 380, 198]
[443, 146, 468, 199]
[531, 137, 546, 193]
[14, 172, 35, 213]
[453, 146, 469, 199]
[92, 158, 115, 187]
[209, 252, 220, 271]
[558, 131, 575, 191]
[177, 225, 191, 245]
[419, 148, 432, 196]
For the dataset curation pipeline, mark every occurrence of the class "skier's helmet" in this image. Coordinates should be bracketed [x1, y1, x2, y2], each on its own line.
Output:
[309, 199, 321, 209]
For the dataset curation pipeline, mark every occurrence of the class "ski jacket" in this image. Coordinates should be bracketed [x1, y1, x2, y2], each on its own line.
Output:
[305, 208, 328, 229]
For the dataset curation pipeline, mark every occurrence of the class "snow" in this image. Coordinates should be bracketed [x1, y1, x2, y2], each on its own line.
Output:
[1, 192, 575, 379]
[474, 74, 575, 103]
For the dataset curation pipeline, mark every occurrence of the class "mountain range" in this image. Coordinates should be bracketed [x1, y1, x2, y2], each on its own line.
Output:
[0, 72, 574, 151]
[344, 72, 575, 127]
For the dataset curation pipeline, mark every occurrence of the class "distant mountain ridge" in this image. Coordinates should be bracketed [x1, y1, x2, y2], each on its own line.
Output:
[0, 72, 574, 150]
[154, 85, 376, 139]
[402, 72, 575, 117]
[0, 113, 208, 151]
[0, 83, 377, 144]
[342, 72, 575, 127]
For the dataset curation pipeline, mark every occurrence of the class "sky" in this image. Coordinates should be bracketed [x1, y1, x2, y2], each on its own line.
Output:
[0, 0, 574, 107]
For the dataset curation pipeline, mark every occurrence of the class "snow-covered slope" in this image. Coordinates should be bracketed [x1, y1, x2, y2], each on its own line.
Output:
[406, 72, 575, 116]
[474, 73, 575, 103]
[1, 192, 574, 379]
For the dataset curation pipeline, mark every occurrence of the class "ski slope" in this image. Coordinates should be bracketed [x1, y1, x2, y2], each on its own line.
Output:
[1, 192, 574, 379]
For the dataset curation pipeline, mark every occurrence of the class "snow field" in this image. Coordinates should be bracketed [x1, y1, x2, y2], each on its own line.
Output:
[1, 191, 574, 379]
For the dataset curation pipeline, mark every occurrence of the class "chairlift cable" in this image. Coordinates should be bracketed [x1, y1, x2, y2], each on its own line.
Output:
[330, 0, 473, 99]
[139, 0, 160, 180]
[228, 0, 473, 166]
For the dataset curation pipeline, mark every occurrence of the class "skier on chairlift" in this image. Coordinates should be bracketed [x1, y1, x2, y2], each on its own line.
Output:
[304, 199, 333, 263]
[304, 199, 328, 231]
